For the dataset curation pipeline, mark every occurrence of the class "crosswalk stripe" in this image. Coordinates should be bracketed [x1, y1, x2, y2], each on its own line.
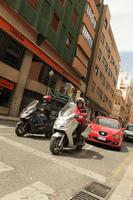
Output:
[0, 181, 54, 200]
[0, 162, 13, 173]
[0, 136, 106, 183]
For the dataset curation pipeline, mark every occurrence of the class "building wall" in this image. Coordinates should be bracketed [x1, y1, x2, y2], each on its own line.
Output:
[0, 0, 86, 116]
[5, 0, 85, 64]
[86, 5, 120, 115]
[111, 89, 126, 124]
[72, 0, 99, 92]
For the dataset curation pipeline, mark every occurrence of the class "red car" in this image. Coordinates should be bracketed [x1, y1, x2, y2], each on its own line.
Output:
[87, 116, 124, 151]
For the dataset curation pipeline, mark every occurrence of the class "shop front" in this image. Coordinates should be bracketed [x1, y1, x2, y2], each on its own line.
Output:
[0, 77, 15, 114]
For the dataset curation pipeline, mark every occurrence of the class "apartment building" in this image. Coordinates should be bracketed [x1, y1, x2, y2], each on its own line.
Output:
[72, 0, 99, 93]
[0, 0, 100, 117]
[116, 71, 133, 124]
[86, 3, 121, 118]
[110, 89, 126, 125]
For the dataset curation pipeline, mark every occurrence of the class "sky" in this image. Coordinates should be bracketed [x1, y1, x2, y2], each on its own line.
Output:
[104, 0, 133, 77]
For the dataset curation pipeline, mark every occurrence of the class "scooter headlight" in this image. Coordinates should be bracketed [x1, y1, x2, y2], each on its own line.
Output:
[60, 118, 72, 128]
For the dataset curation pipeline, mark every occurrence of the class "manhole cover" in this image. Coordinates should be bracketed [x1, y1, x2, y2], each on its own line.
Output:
[68, 191, 100, 200]
[84, 182, 111, 198]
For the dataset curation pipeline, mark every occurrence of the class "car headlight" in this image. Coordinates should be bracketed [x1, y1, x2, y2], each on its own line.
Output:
[113, 134, 121, 139]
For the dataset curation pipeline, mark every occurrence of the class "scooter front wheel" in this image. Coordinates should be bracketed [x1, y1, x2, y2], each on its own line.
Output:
[50, 137, 63, 155]
[15, 121, 27, 137]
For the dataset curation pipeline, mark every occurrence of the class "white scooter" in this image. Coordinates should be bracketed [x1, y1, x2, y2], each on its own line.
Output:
[49, 102, 89, 155]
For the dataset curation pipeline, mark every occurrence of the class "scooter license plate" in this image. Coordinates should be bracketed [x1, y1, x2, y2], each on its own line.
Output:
[98, 136, 106, 141]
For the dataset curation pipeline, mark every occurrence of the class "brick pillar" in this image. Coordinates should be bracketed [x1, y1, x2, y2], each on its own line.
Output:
[9, 50, 33, 116]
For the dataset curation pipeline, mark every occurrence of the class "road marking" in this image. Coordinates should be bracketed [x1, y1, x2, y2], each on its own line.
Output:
[109, 155, 133, 200]
[0, 134, 11, 136]
[0, 181, 54, 200]
[0, 162, 13, 173]
[111, 153, 133, 178]
[0, 125, 14, 128]
[0, 136, 106, 183]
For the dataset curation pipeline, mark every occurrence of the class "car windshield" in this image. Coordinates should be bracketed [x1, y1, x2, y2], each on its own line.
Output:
[93, 118, 120, 129]
[60, 102, 76, 117]
[127, 125, 133, 131]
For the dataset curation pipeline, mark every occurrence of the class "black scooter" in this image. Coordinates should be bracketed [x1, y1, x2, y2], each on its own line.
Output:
[15, 100, 56, 138]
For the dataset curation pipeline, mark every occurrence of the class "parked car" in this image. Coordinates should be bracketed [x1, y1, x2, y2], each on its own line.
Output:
[123, 124, 133, 141]
[87, 116, 124, 151]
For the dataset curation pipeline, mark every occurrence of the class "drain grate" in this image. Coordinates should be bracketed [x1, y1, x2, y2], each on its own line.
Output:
[84, 182, 111, 198]
[68, 191, 100, 200]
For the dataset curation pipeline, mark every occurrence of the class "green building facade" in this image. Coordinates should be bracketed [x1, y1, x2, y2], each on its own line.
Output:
[5, 0, 85, 64]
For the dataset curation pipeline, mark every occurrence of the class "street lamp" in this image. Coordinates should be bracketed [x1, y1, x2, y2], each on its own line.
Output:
[46, 69, 54, 95]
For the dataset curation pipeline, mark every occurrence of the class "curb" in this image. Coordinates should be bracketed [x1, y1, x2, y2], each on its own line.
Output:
[0, 115, 19, 122]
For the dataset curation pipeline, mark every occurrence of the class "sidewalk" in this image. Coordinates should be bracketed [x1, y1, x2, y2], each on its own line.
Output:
[109, 152, 133, 200]
[0, 115, 19, 122]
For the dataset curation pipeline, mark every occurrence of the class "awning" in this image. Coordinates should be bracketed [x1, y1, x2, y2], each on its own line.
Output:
[0, 77, 14, 90]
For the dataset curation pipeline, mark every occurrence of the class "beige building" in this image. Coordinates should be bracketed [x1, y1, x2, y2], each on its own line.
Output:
[116, 71, 133, 124]
[111, 89, 126, 125]
[86, 4, 120, 117]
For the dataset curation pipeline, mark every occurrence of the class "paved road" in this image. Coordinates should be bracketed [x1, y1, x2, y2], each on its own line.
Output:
[0, 122, 133, 200]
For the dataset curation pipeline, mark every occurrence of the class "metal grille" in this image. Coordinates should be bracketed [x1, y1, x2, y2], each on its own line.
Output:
[84, 182, 111, 198]
[69, 191, 100, 200]
[93, 137, 111, 143]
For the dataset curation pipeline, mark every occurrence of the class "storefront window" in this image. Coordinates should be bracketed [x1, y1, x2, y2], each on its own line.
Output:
[0, 30, 25, 70]
[0, 77, 15, 107]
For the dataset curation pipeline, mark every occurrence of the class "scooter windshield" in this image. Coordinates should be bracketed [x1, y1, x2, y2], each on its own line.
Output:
[60, 102, 76, 117]
[22, 100, 39, 113]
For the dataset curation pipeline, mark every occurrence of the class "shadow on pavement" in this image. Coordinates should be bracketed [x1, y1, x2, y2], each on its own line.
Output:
[59, 148, 104, 160]
[23, 134, 50, 141]
[87, 141, 129, 153]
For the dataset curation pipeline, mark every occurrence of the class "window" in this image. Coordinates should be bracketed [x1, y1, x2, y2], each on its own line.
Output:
[60, 0, 64, 5]
[94, 117, 120, 129]
[108, 68, 112, 78]
[110, 56, 115, 66]
[96, 87, 103, 100]
[106, 81, 110, 90]
[66, 33, 73, 48]
[99, 72, 105, 86]
[103, 95, 108, 103]
[51, 12, 60, 32]
[72, 9, 78, 24]
[82, 25, 93, 48]
[0, 77, 14, 107]
[0, 30, 25, 70]
[109, 100, 112, 108]
[98, 48, 102, 60]
[105, 42, 111, 58]
[111, 88, 114, 97]
[27, 0, 39, 9]
[101, 33, 105, 45]
[91, 81, 96, 92]
[94, 65, 99, 76]
[85, 2, 96, 29]
[104, 17, 108, 29]
[102, 57, 108, 72]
